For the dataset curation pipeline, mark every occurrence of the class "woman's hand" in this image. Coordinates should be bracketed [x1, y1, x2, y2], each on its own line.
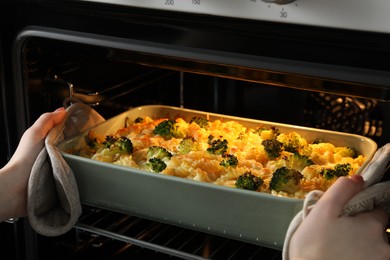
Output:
[289, 174, 390, 260]
[0, 107, 66, 221]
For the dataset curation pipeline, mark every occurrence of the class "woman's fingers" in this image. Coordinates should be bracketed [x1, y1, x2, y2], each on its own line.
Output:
[10, 107, 67, 165]
[311, 175, 365, 218]
[29, 107, 66, 139]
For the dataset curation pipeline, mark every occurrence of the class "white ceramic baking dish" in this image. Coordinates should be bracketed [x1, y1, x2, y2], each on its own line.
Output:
[58, 105, 377, 250]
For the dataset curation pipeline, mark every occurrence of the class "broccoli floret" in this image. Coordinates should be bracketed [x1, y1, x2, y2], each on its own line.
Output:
[278, 133, 301, 153]
[190, 116, 209, 128]
[220, 154, 238, 168]
[269, 167, 303, 194]
[262, 139, 283, 160]
[235, 171, 263, 191]
[147, 146, 172, 160]
[287, 153, 314, 172]
[116, 136, 133, 153]
[178, 136, 196, 154]
[146, 146, 171, 173]
[153, 119, 182, 139]
[102, 135, 133, 154]
[146, 157, 167, 172]
[335, 147, 358, 159]
[103, 135, 118, 148]
[253, 126, 280, 139]
[320, 163, 352, 180]
[207, 138, 228, 155]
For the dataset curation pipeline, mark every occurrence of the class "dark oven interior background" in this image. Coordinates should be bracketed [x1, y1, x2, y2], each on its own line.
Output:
[24, 38, 390, 146]
[1, 1, 390, 260]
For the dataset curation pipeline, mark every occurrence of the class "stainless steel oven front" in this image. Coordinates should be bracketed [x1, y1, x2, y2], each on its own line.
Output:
[0, 0, 389, 259]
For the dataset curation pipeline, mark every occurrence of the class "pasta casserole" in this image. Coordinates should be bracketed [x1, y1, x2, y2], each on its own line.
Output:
[69, 115, 366, 199]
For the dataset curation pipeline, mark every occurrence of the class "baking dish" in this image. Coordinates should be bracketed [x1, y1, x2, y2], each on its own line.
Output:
[58, 105, 377, 249]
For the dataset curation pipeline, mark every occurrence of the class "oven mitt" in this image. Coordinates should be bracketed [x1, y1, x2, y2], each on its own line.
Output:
[27, 101, 105, 236]
[282, 143, 390, 260]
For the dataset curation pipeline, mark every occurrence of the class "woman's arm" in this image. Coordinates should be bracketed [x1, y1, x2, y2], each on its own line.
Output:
[0, 107, 66, 222]
[288, 174, 390, 260]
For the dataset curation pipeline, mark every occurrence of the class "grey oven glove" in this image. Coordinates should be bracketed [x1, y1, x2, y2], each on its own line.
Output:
[282, 143, 390, 260]
[27, 101, 105, 236]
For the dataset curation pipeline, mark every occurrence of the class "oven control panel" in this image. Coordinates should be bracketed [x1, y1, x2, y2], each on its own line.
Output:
[81, 0, 390, 34]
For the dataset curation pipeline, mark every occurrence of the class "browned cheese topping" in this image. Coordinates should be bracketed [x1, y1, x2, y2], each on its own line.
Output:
[71, 116, 366, 199]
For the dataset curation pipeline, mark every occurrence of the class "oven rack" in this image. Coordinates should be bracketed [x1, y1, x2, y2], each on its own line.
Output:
[73, 206, 283, 260]
[51, 67, 178, 107]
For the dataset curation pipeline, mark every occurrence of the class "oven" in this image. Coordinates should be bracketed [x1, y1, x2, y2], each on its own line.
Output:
[0, 0, 389, 259]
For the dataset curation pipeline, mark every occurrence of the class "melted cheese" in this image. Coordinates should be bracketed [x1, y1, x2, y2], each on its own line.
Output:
[75, 116, 366, 199]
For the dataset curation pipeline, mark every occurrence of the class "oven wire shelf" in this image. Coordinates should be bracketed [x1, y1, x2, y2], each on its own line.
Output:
[73, 206, 282, 260]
